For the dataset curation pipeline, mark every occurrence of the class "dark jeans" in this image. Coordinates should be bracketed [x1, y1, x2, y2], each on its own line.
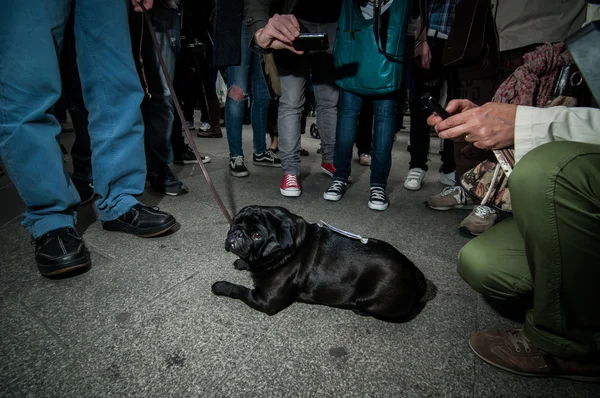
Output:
[131, 3, 181, 174]
[356, 99, 373, 156]
[59, 11, 93, 184]
[408, 37, 456, 173]
[333, 90, 398, 188]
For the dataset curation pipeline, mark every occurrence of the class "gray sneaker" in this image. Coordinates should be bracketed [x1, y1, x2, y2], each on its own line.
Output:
[428, 186, 474, 211]
[459, 205, 498, 236]
[229, 156, 249, 177]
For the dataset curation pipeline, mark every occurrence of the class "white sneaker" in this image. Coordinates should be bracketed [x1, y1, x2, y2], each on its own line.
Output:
[323, 180, 347, 201]
[199, 122, 211, 132]
[439, 171, 456, 186]
[359, 153, 371, 166]
[404, 168, 426, 191]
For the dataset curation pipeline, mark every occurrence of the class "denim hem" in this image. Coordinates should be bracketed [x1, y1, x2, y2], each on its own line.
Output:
[98, 195, 139, 222]
[369, 183, 387, 189]
[29, 214, 77, 240]
[281, 163, 300, 176]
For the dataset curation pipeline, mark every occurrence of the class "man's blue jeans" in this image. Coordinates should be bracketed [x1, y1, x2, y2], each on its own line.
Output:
[333, 90, 398, 188]
[225, 25, 269, 158]
[132, 4, 181, 174]
[0, 0, 145, 238]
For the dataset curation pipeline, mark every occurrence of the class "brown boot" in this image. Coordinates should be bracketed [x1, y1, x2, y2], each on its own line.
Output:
[469, 329, 600, 382]
[197, 99, 223, 138]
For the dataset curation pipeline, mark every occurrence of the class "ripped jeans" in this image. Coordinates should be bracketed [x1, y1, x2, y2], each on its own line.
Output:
[225, 25, 270, 158]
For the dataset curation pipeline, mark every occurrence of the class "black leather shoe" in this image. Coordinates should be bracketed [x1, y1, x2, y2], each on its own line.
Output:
[35, 228, 91, 277]
[102, 204, 176, 237]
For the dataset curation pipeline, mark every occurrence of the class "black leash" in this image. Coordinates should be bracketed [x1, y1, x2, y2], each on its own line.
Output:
[139, 3, 232, 225]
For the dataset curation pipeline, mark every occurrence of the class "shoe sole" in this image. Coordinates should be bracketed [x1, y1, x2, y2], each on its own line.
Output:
[404, 182, 423, 191]
[323, 192, 342, 201]
[38, 249, 91, 277]
[458, 227, 480, 237]
[164, 189, 189, 196]
[253, 161, 282, 168]
[280, 188, 301, 197]
[103, 219, 177, 238]
[197, 133, 223, 138]
[230, 171, 249, 177]
[173, 157, 212, 165]
[320, 166, 334, 177]
[368, 202, 389, 211]
[428, 203, 475, 211]
[468, 340, 600, 382]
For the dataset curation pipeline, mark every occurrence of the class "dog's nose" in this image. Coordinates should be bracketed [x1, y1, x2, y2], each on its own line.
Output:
[233, 230, 244, 239]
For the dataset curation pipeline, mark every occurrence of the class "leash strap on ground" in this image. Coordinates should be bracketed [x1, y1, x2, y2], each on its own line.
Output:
[140, 4, 232, 225]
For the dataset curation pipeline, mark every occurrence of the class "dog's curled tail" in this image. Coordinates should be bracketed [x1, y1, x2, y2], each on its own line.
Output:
[415, 268, 427, 301]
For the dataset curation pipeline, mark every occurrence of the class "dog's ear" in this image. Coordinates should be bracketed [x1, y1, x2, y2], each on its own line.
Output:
[261, 217, 296, 257]
[278, 219, 295, 251]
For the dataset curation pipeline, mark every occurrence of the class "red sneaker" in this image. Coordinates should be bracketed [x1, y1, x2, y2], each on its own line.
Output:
[320, 162, 335, 177]
[280, 174, 301, 197]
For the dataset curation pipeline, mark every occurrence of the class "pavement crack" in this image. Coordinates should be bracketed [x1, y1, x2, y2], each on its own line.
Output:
[19, 300, 67, 350]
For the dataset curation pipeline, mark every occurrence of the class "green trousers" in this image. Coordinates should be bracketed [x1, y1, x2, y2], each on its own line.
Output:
[458, 141, 600, 361]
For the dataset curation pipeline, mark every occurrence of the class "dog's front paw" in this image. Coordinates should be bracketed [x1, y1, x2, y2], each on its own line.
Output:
[233, 259, 249, 271]
[212, 281, 233, 296]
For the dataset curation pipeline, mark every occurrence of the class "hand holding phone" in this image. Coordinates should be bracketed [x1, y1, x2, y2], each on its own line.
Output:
[420, 94, 451, 119]
[292, 33, 329, 52]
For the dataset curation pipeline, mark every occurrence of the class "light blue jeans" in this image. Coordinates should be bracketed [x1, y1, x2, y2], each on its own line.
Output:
[225, 24, 269, 158]
[0, 0, 145, 238]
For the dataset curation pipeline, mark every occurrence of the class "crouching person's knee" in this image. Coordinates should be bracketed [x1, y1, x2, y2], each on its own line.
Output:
[457, 239, 529, 300]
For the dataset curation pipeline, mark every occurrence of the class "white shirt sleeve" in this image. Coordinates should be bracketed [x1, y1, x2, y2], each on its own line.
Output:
[514, 106, 600, 163]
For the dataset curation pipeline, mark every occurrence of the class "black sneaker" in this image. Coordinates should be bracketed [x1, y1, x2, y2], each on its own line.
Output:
[197, 127, 223, 138]
[173, 144, 211, 165]
[253, 149, 281, 167]
[368, 187, 389, 211]
[323, 180, 346, 201]
[229, 156, 249, 177]
[34, 228, 91, 277]
[72, 177, 95, 205]
[147, 166, 189, 196]
[102, 204, 177, 237]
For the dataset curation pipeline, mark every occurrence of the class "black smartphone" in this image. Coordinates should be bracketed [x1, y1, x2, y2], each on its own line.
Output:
[292, 33, 329, 52]
[420, 94, 451, 119]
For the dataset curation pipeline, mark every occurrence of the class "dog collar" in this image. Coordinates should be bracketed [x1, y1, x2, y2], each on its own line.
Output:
[318, 220, 369, 244]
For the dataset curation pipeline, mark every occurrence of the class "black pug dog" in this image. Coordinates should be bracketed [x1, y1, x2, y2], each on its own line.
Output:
[212, 206, 426, 320]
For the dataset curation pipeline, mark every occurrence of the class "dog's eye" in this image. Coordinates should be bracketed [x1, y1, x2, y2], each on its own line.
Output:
[251, 232, 262, 240]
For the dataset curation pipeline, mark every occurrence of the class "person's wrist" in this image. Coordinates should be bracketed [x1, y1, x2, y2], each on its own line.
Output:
[254, 29, 267, 49]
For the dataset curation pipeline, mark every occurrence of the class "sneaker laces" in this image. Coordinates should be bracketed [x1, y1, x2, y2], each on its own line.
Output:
[506, 329, 532, 353]
[440, 186, 461, 196]
[284, 174, 299, 188]
[473, 205, 495, 218]
[370, 187, 386, 202]
[232, 156, 245, 167]
[328, 180, 345, 194]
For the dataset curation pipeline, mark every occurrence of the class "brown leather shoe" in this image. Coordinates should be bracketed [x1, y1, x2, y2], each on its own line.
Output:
[469, 329, 600, 382]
